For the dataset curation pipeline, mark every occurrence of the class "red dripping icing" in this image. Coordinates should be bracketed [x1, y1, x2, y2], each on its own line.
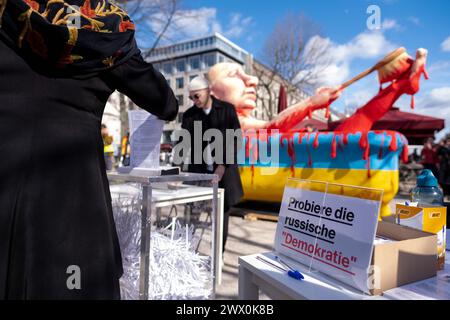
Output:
[411, 95, 415, 109]
[343, 133, 349, 145]
[331, 133, 337, 159]
[282, 134, 297, 177]
[298, 132, 305, 145]
[387, 132, 398, 152]
[313, 133, 320, 149]
[358, 131, 371, 177]
[245, 135, 251, 158]
[358, 131, 370, 160]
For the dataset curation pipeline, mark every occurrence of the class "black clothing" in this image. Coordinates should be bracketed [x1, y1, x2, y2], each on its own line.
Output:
[181, 97, 244, 207]
[181, 97, 244, 251]
[0, 33, 178, 299]
[438, 146, 450, 196]
[0, 0, 139, 76]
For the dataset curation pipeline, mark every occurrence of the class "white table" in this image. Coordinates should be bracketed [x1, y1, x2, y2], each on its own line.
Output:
[108, 172, 224, 300]
[239, 250, 450, 300]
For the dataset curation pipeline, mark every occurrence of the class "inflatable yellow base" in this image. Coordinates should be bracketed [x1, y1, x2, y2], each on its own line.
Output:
[240, 167, 398, 218]
[238, 131, 407, 219]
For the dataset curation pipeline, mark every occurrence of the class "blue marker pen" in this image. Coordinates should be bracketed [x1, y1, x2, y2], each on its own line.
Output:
[275, 256, 305, 280]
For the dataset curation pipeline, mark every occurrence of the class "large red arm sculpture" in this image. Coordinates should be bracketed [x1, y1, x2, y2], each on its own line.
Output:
[208, 48, 428, 133]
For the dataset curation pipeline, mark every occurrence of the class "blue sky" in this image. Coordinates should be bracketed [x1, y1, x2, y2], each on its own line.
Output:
[133, 0, 450, 139]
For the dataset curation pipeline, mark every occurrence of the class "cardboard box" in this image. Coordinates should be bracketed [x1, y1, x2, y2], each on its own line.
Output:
[395, 204, 447, 270]
[370, 221, 437, 295]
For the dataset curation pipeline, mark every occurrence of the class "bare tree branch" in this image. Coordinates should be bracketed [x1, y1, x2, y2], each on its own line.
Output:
[109, 0, 186, 136]
[254, 13, 331, 120]
[260, 13, 331, 99]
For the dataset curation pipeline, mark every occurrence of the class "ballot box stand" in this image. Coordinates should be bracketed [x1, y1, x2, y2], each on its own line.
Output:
[107, 172, 222, 300]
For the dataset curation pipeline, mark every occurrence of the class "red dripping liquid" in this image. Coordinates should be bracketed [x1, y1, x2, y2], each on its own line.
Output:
[331, 133, 337, 159]
[387, 132, 398, 152]
[313, 133, 320, 149]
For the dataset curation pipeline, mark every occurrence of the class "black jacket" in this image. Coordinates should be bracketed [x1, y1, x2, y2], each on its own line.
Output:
[0, 33, 178, 299]
[181, 97, 244, 207]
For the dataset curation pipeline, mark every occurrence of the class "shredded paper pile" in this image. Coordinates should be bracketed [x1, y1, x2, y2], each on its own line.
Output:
[111, 185, 213, 300]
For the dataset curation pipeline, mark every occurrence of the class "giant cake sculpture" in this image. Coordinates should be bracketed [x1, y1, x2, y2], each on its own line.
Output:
[208, 48, 428, 217]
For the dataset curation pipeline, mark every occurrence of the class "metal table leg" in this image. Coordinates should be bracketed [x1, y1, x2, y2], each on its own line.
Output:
[139, 184, 152, 300]
[212, 180, 218, 299]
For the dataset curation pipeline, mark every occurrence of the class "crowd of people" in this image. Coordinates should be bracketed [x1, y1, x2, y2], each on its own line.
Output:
[419, 136, 450, 200]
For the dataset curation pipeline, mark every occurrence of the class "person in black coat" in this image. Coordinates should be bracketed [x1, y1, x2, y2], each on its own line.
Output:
[0, 0, 178, 299]
[181, 76, 244, 253]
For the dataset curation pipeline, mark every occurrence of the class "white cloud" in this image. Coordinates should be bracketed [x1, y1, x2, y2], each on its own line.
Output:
[223, 13, 254, 39]
[147, 8, 253, 42]
[150, 8, 219, 40]
[381, 19, 400, 31]
[413, 87, 450, 140]
[424, 87, 450, 108]
[429, 61, 450, 73]
[301, 31, 397, 87]
[333, 32, 396, 61]
[441, 36, 450, 52]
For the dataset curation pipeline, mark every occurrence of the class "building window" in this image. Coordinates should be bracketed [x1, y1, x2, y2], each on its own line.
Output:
[176, 95, 184, 106]
[176, 77, 184, 90]
[176, 60, 185, 73]
[190, 56, 200, 70]
[163, 62, 172, 75]
[204, 54, 216, 67]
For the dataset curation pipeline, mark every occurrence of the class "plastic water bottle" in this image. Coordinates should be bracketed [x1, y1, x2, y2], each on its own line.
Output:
[411, 169, 444, 207]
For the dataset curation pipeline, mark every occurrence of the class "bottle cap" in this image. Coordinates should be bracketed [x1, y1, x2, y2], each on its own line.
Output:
[417, 169, 439, 187]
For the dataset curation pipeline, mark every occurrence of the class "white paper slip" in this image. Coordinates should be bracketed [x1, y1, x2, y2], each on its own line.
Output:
[128, 110, 164, 170]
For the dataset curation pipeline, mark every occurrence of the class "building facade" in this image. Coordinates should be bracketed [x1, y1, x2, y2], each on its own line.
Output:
[103, 33, 331, 149]
[146, 33, 252, 138]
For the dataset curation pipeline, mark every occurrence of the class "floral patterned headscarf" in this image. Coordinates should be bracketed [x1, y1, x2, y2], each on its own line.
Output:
[0, 0, 139, 75]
